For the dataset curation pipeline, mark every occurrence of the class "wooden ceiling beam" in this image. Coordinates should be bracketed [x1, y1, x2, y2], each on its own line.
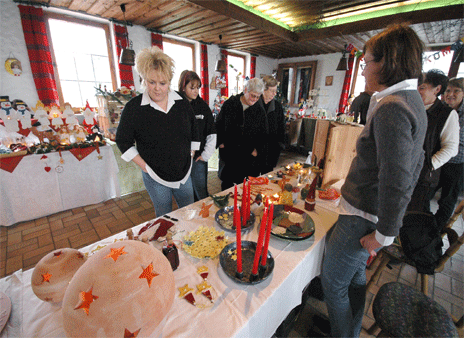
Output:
[186, 0, 298, 42]
[297, 5, 464, 42]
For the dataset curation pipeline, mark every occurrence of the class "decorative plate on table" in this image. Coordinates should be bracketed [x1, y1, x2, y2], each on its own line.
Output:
[215, 206, 255, 233]
[182, 226, 229, 259]
[219, 241, 274, 285]
[271, 205, 315, 241]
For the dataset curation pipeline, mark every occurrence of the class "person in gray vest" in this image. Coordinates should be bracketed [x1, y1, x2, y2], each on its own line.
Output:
[321, 24, 427, 338]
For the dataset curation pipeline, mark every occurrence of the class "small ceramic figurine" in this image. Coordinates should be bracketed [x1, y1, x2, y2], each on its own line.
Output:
[162, 234, 179, 271]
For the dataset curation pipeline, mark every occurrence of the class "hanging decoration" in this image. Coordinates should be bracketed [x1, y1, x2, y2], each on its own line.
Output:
[4, 54, 22, 76]
[423, 38, 464, 64]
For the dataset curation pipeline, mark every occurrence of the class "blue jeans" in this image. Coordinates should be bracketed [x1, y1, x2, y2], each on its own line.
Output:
[191, 159, 209, 201]
[321, 215, 376, 337]
[142, 172, 194, 216]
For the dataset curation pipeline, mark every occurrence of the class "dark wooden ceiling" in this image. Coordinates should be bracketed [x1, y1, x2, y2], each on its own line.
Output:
[20, 0, 464, 58]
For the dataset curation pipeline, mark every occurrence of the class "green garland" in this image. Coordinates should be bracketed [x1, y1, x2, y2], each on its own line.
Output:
[28, 141, 106, 154]
[95, 87, 135, 105]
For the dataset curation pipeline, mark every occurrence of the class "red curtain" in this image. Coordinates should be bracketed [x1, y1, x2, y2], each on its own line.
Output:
[114, 24, 135, 88]
[250, 56, 256, 79]
[200, 44, 209, 103]
[18, 5, 59, 106]
[220, 49, 228, 97]
[338, 54, 355, 114]
[151, 33, 163, 49]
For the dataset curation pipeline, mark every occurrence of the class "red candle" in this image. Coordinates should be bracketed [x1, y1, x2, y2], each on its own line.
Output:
[235, 203, 242, 273]
[246, 180, 251, 222]
[233, 185, 238, 228]
[261, 203, 274, 267]
[251, 206, 267, 275]
[241, 178, 247, 226]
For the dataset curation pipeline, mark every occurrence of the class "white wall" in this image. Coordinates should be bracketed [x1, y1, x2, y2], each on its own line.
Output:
[0, 0, 39, 107]
[278, 53, 347, 117]
[0, 0, 277, 110]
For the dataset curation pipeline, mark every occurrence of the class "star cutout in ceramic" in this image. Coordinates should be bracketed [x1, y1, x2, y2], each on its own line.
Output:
[53, 251, 62, 257]
[104, 246, 127, 262]
[42, 272, 52, 283]
[138, 263, 159, 287]
[124, 328, 141, 338]
[74, 287, 98, 315]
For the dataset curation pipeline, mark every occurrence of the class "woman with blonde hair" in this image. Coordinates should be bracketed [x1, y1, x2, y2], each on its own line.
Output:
[178, 70, 216, 201]
[116, 47, 200, 216]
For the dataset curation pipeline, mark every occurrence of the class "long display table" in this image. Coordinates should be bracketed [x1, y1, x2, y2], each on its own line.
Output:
[0, 172, 339, 337]
[0, 145, 120, 226]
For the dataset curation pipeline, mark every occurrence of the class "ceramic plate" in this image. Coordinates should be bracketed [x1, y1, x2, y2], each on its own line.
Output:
[215, 206, 255, 233]
[271, 204, 315, 241]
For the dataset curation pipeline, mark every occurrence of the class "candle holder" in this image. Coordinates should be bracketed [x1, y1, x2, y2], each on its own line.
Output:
[219, 241, 274, 285]
[215, 206, 255, 233]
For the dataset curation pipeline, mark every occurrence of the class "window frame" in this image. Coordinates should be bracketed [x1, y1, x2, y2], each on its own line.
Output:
[277, 61, 318, 107]
[44, 12, 118, 109]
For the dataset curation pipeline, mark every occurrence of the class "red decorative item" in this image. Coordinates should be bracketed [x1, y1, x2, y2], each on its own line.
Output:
[241, 178, 247, 226]
[69, 146, 96, 161]
[0, 154, 26, 173]
[199, 203, 213, 218]
[235, 203, 242, 274]
[124, 328, 141, 338]
[197, 266, 209, 280]
[248, 176, 270, 185]
[305, 177, 318, 211]
[178, 284, 196, 306]
[138, 219, 174, 241]
[261, 203, 274, 267]
[202, 289, 213, 302]
[104, 246, 127, 262]
[139, 263, 160, 287]
[246, 180, 251, 222]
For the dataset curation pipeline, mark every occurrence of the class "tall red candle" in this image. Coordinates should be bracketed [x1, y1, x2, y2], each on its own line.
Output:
[246, 180, 251, 222]
[233, 185, 238, 227]
[261, 203, 274, 267]
[241, 178, 247, 226]
[251, 207, 267, 275]
[235, 203, 242, 273]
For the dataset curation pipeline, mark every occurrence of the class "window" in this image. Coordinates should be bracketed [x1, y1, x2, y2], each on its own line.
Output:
[46, 13, 116, 108]
[277, 61, 317, 107]
[162, 38, 195, 91]
[227, 53, 246, 96]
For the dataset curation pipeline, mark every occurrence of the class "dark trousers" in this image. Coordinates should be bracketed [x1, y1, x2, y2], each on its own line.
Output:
[433, 162, 464, 230]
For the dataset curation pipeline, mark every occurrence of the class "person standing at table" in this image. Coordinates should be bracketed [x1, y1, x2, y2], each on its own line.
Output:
[116, 47, 200, 216]
[216, 78, 266, 190]
[349, 87, 373, 125]
[321, 23, 427, 337]
[258, 75, 286, 174]
[433, 77, 464, 230]
[178, 70, 216, 201]
[408, 70, 459, 212]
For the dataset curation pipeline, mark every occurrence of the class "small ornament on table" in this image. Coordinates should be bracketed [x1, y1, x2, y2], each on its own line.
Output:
[62, 103, 79, 127]
[199, 202, 213, 218]
[162, 234, 179, 271]
[49, 104, 64, 128]
[126, 229, 134, 240]
[15, 100, 32, 129]
[197, 265, 209, 280]
[250, 193, 264, 216]
[279, 184, 294, 206]
[196, 280, 214, 303]
[0, 96, 19, 132]
[82, 100, 97, 135]
[33, 101, 51, 133]
[304, 176, 318, 211]
[178, 284, 196, 306]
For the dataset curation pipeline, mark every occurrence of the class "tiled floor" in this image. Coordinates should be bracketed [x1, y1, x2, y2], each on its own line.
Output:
[1, 149, 462, 337]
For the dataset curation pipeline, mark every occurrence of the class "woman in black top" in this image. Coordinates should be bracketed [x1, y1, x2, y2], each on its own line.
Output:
[178, 70, 216, 201]
[116, 47, 200, 216]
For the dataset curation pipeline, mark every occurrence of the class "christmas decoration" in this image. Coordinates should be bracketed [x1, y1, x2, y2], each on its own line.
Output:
[31, 248, 86, 303]
[62, 240, 175, 338]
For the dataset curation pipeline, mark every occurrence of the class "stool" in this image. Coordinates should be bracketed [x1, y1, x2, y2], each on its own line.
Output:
[369, 282, 458, 337]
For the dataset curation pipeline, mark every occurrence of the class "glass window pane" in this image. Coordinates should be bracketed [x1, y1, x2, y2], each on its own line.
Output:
[80, 82, 99, 107]
[60, 81, 81, 107]
[227, 55, 245, 96]
[293, 67, 312, 105]
[93, 55, 112, 83]
[75, 54, 95, 82]
[163, 41, 193, 91]
[55, 52, 77, 81]
[423, 51, 452, 73]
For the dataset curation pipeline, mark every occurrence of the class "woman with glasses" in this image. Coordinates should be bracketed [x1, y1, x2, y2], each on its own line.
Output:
[178, 70, 216, 201]
[258, 75, 286, 174]
[433, 77, 464, 230]
[215, 78, 266, 190]
[321, 24, 427, 337]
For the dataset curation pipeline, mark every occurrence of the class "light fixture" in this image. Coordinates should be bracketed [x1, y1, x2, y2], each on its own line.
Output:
[119, 4, 135, 66]
[336, 45, 348, 71]
[215, 35, 227, 72]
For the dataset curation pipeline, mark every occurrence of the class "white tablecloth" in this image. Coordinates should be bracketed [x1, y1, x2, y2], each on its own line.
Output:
[0, 177, 339, 337]
[0, 145, 120, 226]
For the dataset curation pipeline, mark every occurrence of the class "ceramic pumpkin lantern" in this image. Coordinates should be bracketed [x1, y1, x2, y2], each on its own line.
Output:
[31, 248, 86, 303]
[62, 240, 175, 337]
